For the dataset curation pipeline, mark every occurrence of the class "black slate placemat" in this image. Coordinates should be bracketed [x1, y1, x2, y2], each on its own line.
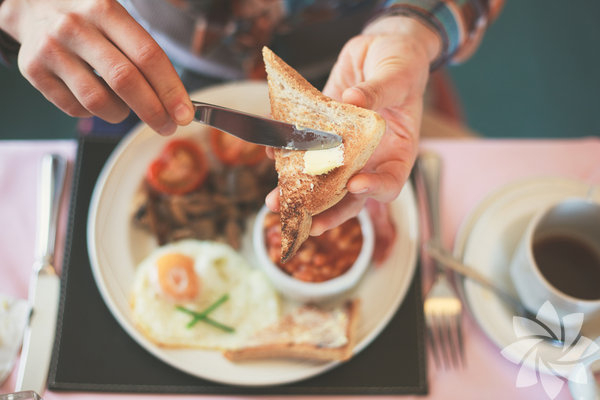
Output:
[48, 134, 427, 395]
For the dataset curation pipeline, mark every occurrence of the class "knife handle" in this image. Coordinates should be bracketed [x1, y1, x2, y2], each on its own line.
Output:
[15, 273, 61, 394]
[416, 151, 442, 245]
[35, 154, 67, 270]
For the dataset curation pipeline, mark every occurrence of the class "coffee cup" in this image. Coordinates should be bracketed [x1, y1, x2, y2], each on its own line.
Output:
[568, 336, 600, 400]
[509, 198, 600, 330]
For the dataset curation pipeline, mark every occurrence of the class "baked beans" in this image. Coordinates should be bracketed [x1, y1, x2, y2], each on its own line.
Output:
[263, 212, 363, 282]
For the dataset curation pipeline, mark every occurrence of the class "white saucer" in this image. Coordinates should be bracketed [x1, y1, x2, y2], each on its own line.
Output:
[453, 177, 600, 375]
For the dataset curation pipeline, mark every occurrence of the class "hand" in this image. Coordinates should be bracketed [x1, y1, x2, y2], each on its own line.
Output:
[0, 0, 194, 135]
[266, 16, 441, 235]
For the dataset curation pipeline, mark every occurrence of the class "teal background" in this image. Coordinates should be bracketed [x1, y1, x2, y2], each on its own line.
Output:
[447, 1, 600, 139]
[1, 0, 599, 140]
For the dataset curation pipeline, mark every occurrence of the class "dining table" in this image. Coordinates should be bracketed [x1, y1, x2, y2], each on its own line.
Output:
[1, 135, 599, 400]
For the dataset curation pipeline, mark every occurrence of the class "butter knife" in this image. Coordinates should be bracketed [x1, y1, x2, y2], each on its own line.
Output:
[192, 101, 342, 150]
[0, 391, 41, 400]
[15, 154, 67, 394]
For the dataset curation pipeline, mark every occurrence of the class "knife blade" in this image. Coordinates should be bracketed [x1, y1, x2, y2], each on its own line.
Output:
[192, 101, 342, 151]
[15, 154, 67, 394]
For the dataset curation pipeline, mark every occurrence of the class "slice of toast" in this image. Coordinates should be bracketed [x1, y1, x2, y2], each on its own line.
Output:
[262, 47, 386, 262]
[223, 299, 360, 362]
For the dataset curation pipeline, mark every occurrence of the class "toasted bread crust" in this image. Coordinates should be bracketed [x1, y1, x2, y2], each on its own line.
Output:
[262, 47, 386, 262]
[223, 299, 360, 362]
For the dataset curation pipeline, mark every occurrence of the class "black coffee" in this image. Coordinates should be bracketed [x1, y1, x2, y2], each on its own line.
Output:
[533, 234, 600, 300]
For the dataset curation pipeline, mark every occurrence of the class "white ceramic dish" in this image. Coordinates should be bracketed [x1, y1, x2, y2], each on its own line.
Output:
[87, 81, 420, 387]
[453, 177, 600, 376]
[253, 205, 374, 303]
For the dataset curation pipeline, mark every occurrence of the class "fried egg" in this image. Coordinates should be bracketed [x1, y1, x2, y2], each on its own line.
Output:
[130, 239, 280, 350]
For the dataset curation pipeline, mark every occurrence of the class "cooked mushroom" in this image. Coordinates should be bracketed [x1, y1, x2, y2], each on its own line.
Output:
[133, 147, 277, 249]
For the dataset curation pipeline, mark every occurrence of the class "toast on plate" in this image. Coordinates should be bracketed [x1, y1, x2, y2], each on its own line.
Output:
[262, 47, 386, 263]
[223, 299, 360, 362]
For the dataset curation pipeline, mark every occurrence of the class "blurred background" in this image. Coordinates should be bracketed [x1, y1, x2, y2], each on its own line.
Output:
[0, 0, 599, 140]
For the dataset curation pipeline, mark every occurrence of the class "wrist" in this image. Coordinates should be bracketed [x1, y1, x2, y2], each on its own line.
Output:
[363, 15, 441, 66]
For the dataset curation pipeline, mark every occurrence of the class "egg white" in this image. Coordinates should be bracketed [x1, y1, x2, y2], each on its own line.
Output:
[130, 239, 280, 350]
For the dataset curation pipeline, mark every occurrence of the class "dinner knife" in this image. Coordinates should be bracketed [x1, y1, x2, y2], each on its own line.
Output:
[192, 101, 343, 151]
[15, 154, 67, 394]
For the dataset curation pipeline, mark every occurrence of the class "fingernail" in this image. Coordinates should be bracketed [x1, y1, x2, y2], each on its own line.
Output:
[159, 120, 177, 136]
[349, 187, 369, 194]
[310, 225, 324, 237]
[265, 192, 280, 212]
[174, 103, 192, 124]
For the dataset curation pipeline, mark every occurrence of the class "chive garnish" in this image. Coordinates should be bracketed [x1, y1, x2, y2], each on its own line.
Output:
[175, 293, 235, 333]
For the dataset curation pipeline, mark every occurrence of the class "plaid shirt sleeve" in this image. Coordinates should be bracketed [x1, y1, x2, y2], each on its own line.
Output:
[376, 0, 505, 70]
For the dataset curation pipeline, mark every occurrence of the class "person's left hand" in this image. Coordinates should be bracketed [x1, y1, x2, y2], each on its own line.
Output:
[266, 16, 441, 235]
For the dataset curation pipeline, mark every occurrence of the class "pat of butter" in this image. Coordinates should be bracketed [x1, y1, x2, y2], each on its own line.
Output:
[303, 144, 344, 175]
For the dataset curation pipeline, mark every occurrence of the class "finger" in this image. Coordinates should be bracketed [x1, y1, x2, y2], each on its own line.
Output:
[27, 70, 92, 118]
[342, 70, 409, 111]
[265, 187, 280, 212]
[92, 2, 193, 125]
[54, 18, 177, 135]
[322, 62, 346, 101]
[47, 48, 131, 123]
[322, 36, 367, 101]
[347, 161, 408, 203]
[366, 199, 396, 265]
[265, 146, 275, 160]
[310, 194, 367, 236]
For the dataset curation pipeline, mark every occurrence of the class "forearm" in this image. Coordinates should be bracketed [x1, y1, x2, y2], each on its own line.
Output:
[370, 0, 505, 69]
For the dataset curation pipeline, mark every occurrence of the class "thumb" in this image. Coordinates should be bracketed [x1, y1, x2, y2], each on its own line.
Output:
[341, 63, 412, 111]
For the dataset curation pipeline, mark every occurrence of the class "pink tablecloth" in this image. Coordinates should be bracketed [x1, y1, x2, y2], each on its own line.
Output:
[2, 137, 599, 400]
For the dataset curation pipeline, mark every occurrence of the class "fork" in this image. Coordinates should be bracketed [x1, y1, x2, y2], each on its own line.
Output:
[415, 151, 465, 370]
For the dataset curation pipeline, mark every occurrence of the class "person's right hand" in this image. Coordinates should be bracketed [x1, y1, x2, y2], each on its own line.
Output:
[0, 0, 194, 135]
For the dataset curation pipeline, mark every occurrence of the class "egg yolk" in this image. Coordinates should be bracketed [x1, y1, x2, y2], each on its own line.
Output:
[157, 253, 200, 300]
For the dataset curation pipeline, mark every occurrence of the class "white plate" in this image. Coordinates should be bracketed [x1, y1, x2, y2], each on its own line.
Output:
[87, 81, 420, 386]
[454, 177, 600, 374]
